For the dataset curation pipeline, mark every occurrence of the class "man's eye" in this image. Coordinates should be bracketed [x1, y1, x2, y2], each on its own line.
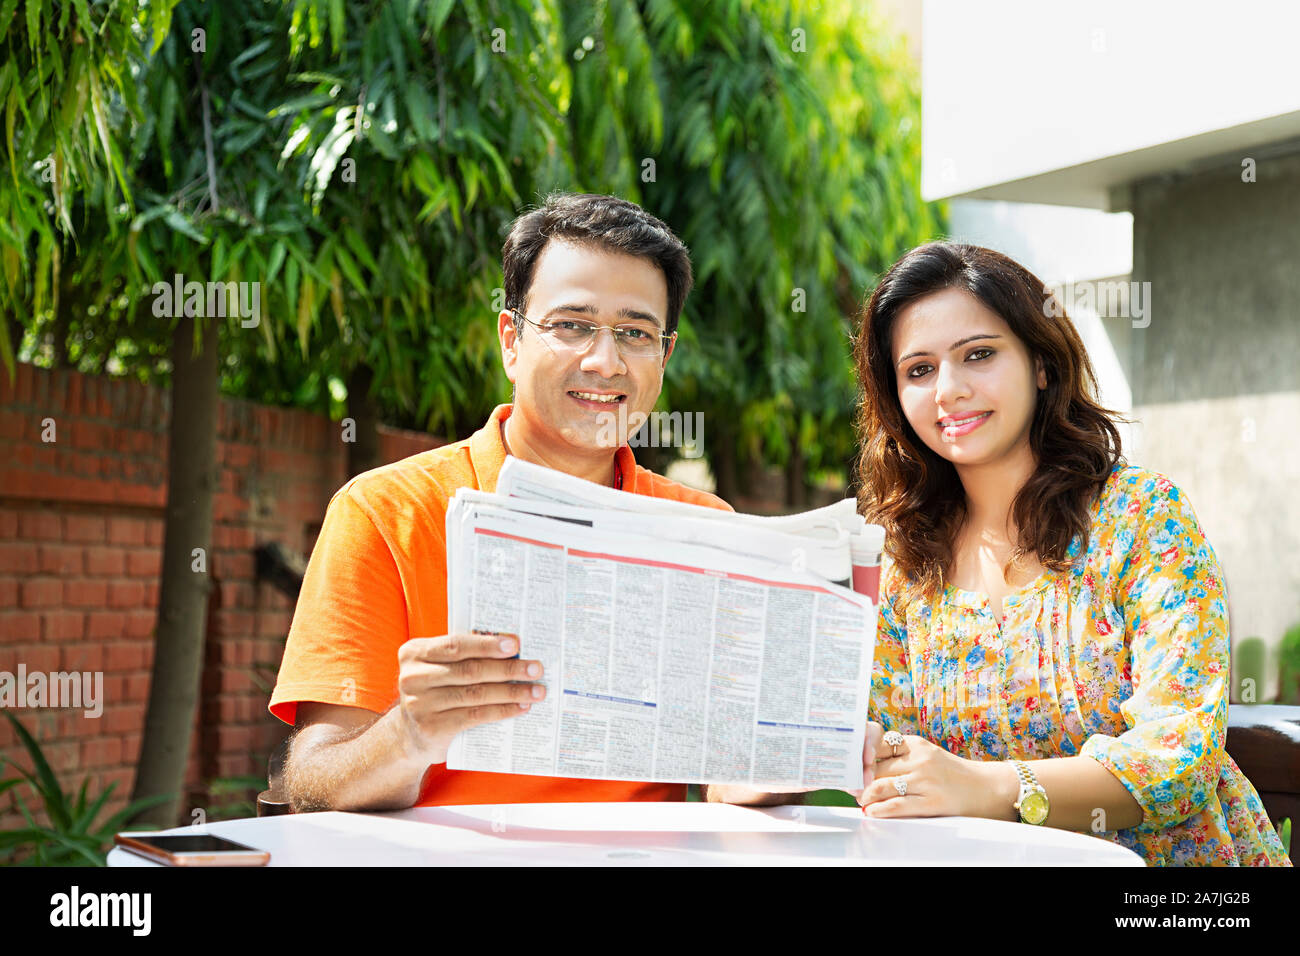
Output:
[550, 320, 590, 332]
[620, 328, 653, 341]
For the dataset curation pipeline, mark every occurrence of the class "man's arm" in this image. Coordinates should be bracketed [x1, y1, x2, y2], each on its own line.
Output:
[284, 702, 430, 812]
[702, 785, 805, 806]
[282, 632, 545, 812]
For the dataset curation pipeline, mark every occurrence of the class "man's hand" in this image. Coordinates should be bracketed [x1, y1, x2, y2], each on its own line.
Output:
[395, 631, 546, 765]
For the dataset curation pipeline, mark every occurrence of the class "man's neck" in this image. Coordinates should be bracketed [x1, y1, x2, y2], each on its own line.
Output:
[501, 413, 619, 488]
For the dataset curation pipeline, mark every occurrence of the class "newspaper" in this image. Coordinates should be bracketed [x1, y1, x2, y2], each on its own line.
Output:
[443, 457, 884, 790]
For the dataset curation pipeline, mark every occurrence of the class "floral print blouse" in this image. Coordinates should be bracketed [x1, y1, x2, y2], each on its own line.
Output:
[868, 464, 1291, 866]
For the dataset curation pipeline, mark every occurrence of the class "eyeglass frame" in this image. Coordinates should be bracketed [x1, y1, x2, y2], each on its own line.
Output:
[508, 307, 676, 359]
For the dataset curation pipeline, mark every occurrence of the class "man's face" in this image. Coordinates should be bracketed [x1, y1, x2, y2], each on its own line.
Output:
[499, 239, 675, 454]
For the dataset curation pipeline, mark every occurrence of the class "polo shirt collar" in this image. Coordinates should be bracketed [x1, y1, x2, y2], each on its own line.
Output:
[468, 403, 638, 493]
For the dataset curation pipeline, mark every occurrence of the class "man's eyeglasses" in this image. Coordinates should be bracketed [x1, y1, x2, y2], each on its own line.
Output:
[510, 308, 674, 359]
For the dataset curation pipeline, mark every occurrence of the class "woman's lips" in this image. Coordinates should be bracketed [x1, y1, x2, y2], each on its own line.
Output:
[939, 411, 991, 439]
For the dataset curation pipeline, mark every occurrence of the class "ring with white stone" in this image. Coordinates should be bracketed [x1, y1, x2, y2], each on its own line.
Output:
[883, 730, 904, 757]
[893, 777, 908, 797]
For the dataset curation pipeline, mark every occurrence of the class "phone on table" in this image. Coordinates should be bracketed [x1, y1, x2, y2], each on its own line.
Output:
[114, 833, 271, 866]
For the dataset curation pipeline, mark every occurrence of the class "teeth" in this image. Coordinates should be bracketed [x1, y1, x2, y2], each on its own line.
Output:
[572, 391, 621, 403]
[943, 413, 987, 427]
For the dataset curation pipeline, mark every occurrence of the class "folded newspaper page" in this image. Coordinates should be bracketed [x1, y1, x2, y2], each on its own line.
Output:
[443, 457, 884, 790]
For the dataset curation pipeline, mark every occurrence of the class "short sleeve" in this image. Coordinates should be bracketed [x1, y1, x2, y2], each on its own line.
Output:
[868, 556, 920, 734]
[269, 486, 411, 726]
[1079, 475, 1230, 831]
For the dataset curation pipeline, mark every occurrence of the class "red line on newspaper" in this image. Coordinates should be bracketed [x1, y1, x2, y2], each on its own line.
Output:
[474, 527, 564, 549]
[471, 529, 865, 606]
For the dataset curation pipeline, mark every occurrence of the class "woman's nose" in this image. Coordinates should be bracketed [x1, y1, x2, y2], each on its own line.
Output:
[933, 360, 969, 405]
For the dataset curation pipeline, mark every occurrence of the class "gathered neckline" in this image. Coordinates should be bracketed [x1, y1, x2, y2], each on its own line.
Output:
[941, 569, 1055, 612]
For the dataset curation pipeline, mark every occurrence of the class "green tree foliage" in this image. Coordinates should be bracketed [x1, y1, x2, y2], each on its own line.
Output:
[235, 0, 580, 438]
[6, 0, 939, 488]
[560, 0, 942, 496]
[0, 0, 178, 372]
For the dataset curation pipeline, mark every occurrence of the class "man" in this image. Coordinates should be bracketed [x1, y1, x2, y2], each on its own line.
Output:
[272, 192, 768, 811]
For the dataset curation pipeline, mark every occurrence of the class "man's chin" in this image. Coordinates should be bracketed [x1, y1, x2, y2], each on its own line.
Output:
[556, 422, 629, 453]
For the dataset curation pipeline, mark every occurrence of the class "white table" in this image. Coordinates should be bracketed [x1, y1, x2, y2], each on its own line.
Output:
[107, 802, 1145, 866]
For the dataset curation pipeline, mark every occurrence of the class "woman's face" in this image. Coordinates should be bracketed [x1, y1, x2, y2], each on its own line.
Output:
[890, 287, 1046, 470]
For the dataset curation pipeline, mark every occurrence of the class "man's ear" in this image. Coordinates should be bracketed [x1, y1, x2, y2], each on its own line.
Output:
[660, 332, 677, 372]
[499, 309, 519, 384]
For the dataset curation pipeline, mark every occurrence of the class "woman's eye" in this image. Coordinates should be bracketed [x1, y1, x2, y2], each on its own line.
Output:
[968, 348, 993, 361]
[907, 364, 932, 378]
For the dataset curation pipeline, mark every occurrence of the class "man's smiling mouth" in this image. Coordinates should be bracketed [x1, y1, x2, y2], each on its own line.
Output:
[568, 390, 627, 405]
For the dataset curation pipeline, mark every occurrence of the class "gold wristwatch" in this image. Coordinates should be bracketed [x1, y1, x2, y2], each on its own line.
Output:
[1011, 759, 1049, 825]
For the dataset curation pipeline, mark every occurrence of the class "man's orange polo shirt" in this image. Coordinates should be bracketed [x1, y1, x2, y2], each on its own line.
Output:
[269, 403, 732, 805]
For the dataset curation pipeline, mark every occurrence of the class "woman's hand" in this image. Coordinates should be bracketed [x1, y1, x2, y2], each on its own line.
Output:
[854, 725, 1017, 820]
[844, 720, 885, 803]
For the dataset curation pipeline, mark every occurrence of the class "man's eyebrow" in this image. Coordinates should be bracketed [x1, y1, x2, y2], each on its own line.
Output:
[615, 307, 663, 328]
[896, 333, 1002, 367]
[543, 304, 600, 318]
[543, 304, 664, 328]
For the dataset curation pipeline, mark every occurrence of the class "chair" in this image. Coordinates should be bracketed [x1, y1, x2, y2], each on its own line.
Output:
[256, 736, 293, 817]
[1224, 704, 1300, 864]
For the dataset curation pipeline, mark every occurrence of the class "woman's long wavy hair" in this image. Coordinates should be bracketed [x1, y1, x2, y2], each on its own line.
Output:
[854, 242, 1124, 606]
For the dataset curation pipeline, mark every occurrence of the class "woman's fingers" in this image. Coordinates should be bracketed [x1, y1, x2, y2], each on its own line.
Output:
[863, 721, 883, 767]
[857, 757, 916, 806]
[862, 794, 910, 817]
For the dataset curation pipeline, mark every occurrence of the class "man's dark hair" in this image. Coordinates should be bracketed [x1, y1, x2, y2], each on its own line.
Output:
[502, 192, 693, 337]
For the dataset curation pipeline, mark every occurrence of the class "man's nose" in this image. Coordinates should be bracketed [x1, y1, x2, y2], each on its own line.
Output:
[580, 327, 627, 378]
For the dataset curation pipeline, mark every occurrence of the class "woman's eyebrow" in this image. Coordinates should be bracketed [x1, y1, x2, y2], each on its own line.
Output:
[896, 333, 1002, 367]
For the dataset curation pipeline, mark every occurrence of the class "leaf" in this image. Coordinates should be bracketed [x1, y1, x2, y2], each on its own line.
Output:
[212, 234, 229, 281]
[332, 243, 368, 297]
[266, 240, 287, 285]
[296, 274, 315, 357]
[2, 713, 70, 831]
[0, 0, 21, 38]
[405, 78, 437, 141]
[92, 792, 174, 840]
[284, 254, 300, 328]
[329, 0, 344, 53]
[427, 0, 455, 35]
[342, 227, 381, 274]
[268, 94, 337, 118]
[163, 209, 208, 245]
[229, 39, 273, 73]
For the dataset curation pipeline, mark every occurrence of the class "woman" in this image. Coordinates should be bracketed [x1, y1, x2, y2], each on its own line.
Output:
[852, 241, 1289, 866]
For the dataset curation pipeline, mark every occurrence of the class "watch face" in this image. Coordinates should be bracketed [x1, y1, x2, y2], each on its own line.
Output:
[1021, 790, 1049, 825]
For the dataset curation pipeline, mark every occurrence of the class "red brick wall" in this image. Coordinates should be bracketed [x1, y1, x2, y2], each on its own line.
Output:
[0, 362, 443, 830]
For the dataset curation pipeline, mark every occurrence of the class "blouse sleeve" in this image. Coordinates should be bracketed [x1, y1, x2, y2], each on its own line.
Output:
[1079, 474, 1230, 831]
[867, 555, 921, 734]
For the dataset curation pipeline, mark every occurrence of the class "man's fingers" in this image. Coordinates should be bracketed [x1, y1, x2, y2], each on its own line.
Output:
[405, 632, 520, 663]
[406, 656, 543, 689]
[419, 680, 546, 713]
[446, 701, 538, 733]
